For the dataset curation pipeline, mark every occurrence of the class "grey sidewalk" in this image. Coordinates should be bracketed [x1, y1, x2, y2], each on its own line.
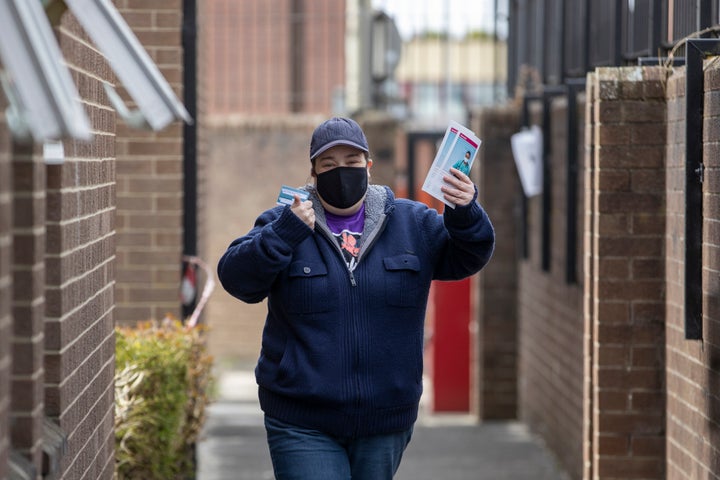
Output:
[197, 371, 568, 480]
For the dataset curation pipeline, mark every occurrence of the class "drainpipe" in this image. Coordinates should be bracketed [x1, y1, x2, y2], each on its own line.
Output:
[181, 0, 198, 320]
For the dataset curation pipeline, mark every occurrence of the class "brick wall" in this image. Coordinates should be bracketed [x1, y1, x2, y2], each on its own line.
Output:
[206, 117, 320, 365]
[582, 74, 596, 480]
[203, 0, 345, 117]
[11, 141, 46, 471]
[42, 13, 118, 479]
[114, 1, 186, 324]
[0, 87, 11, 480]
[473, 105, 520, 419]
[585, 67, 667, 480]
[517, 94, 585, 479]
[665, 60, 720, 479]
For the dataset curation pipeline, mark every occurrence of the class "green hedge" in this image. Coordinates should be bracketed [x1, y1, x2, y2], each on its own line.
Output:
[115, 318, 214, 480]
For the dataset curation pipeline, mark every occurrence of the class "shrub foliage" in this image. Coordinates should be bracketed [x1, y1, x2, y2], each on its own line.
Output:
[115, 317, 213, 479]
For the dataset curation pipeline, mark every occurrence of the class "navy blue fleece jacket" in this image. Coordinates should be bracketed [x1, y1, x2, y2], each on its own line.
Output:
[217, 184, 494, 437]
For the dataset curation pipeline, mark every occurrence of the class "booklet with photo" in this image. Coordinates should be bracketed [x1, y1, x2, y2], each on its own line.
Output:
[421, 121, 482, 208]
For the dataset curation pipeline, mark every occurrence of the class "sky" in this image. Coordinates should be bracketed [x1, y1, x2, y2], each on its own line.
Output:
[371, 0, 506, 39]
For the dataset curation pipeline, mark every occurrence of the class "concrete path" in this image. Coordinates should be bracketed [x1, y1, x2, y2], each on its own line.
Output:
[197, 371, 569, 480]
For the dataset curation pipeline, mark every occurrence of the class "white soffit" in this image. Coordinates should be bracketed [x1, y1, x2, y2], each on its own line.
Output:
[65, 0, 192, 131]
[0, 0, 92, 142]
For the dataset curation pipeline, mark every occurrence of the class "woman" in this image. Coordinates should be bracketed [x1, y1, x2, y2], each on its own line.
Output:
[217, 117, 495, 479]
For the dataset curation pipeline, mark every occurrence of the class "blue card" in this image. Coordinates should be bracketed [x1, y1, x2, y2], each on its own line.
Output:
[277, 185, 309, 206]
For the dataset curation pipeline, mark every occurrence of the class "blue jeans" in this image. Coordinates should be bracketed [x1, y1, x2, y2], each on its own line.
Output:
[264, 415, 413, 480]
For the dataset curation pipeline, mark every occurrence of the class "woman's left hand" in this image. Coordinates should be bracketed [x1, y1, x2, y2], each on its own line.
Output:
[441, 168, 476, 207]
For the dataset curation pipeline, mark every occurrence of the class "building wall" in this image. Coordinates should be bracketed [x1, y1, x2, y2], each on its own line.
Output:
[205, 117, 320, 366]
[396, 38, 506, 83]
[203, 0, 345, 117]
[11, 141, 46, 472]
[0, 82, 11, 480]
[44, 13, 118, 479]
[665, 61, 720, 479]
[515, 95, 586, 479]
[491, 64, 697, 479]
[0, 2, 190, 477]
[114, 1, 187, 324]
[472, 105, 521, 419]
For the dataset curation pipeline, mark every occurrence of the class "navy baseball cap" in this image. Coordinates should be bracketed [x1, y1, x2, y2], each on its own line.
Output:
[309, 117, 369, 160]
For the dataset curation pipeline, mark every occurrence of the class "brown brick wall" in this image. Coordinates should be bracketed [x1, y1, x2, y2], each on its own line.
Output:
[585, 67, 666, 480]
[473, 106, 521, 419]
[42, 13, 118, 479]
[203, 0, 345, 117]
[114, 2, 186, 324]
[0, 87, 11, 480]
[665, 61, 720, 479]
[516, 94, 586, 479]
[582, 74, 596, 480]
[11, 142, 46, 470]
[205, 117, 320, 365]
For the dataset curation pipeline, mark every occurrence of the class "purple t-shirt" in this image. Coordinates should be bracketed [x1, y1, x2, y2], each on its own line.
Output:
[325, 205, 365, 270]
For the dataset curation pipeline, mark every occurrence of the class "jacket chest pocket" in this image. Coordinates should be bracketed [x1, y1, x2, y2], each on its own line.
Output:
[383, 254, 423, 307]
[283, 261, 337, 314]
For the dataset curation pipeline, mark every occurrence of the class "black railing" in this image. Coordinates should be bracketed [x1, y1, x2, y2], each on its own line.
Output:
[508, 0, 720, 94]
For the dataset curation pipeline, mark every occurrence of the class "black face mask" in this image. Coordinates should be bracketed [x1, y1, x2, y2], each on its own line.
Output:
[315, 166, 368, 209]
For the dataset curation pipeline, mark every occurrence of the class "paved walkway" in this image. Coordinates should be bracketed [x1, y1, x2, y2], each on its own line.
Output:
[197, 371, 569, 480]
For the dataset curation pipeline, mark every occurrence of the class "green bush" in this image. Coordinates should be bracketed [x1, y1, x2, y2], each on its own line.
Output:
[115, 317, 214, 480]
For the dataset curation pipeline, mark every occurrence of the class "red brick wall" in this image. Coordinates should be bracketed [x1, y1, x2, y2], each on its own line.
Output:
[203, 0, 345, 116]
[665, 60, 720, 479]
[0, 87, 11, 480]
[585, 67, 667, 479]
[114, 1, 186, 324]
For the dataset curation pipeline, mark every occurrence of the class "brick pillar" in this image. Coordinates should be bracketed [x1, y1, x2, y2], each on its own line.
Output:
[585, 66, 666, 479]
[11, 146, 45, 471]
[472, 105, 519, 419]
[582, 72, 597, 480]
[10, 143, 45, 471]
[115, 3, 186, 323]
[41, 13, 118, 479]
[0, 91, 11, 480]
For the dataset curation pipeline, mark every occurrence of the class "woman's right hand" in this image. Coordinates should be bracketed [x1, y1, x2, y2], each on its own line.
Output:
[290, 195, 315, 230]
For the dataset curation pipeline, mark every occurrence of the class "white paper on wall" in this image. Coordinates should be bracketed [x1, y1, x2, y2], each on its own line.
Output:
[511, 125, 543, 197]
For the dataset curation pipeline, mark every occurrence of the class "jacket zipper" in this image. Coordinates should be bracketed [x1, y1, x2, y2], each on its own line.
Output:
[315, 212, 389, 287]
[315, 222, 362, 287]
[314, 207, 390, 434]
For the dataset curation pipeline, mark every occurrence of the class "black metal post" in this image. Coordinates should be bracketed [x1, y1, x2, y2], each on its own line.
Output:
[565, 79, 584, 284]
[541, 86, 565, 272]
[684, 38, 720, 340]
[520, 93, 542, 260]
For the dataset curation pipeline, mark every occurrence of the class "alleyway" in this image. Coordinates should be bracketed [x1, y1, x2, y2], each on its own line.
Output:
[197, 371, 569, 480]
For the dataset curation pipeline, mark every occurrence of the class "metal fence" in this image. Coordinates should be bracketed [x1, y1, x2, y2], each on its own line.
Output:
[507, 0, 720, 94]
